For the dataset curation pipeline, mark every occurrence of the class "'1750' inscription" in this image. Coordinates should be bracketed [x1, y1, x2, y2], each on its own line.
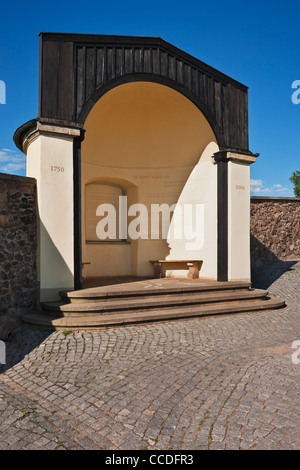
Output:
[50, 166, 64, 173]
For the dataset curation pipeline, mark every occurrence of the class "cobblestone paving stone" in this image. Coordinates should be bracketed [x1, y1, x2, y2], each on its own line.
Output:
[0, 260, 299, 450]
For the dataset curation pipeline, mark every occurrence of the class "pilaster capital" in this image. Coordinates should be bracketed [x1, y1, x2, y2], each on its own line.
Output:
[213, 149, 258, 164]
[14, 119, 85, 154]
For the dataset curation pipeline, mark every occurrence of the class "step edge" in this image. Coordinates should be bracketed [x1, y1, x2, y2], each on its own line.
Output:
[60, 282, 253, 300]
[24, 298, 286, 327]
[42, 290, 269, 313]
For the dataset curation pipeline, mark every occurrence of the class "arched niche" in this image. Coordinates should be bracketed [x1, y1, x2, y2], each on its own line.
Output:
[81, 81, 219, 280]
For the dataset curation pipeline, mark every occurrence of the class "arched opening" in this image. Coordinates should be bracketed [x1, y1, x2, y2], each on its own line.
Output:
[81, 81, 219, 282]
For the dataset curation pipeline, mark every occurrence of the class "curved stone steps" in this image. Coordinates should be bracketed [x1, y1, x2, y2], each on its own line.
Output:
[22, 296, 286, 330]
[41, 289, 269, 317]
[59, 280, 253, 303]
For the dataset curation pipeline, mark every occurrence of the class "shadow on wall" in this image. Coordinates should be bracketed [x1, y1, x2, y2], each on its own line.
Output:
[251, 234, 299, 288]
[250, 234, 280, 270]
[39, 220, 75, 301]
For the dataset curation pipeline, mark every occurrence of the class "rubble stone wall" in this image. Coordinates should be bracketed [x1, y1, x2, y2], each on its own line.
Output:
[250, 197, 300, 269]
[0, 173, 37, 339]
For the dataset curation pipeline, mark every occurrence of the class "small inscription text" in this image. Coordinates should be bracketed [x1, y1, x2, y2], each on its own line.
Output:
[51, 166, 64, 173]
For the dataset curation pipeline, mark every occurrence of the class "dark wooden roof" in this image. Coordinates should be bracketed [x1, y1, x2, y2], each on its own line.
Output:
[15, 33, 251, 153]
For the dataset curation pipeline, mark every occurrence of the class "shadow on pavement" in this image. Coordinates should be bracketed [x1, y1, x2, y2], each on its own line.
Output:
[0, 324, 52, 374]
[251, 260, 299, 289]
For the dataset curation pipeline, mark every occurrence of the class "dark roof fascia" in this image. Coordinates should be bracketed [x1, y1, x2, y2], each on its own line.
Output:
[38, 32, 248, 91]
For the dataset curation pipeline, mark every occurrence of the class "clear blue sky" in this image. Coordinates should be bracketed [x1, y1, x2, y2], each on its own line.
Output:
[0, 0, 299, 196]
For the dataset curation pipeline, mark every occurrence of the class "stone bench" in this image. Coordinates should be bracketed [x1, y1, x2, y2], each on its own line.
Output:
[150, 260, 203, 279]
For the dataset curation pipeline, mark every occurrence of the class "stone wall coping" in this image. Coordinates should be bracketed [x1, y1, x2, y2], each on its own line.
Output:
[251, 196, 300, 202]
[0, 172, 36, 185]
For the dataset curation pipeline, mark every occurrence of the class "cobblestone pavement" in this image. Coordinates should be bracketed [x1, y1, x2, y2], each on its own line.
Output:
[0, 261, 299, 450]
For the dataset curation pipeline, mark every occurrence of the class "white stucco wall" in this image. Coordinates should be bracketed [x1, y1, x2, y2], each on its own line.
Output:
[227, 160, 251, 281]
[26, 133, 74, 300]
